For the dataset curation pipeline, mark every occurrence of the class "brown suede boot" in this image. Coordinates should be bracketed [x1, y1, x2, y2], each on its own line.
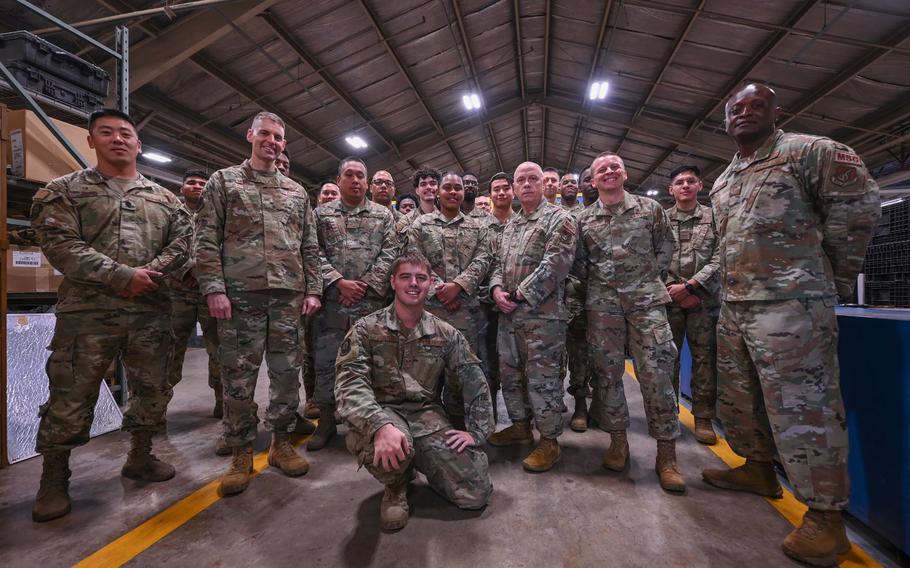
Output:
[602, 430, 629, 471]
[268, 433, 309, 477]
[522, 437, 561, 472]
[655, 439, 686, 493]
[380, 479, 410, 532]
[212, 389, 223, 419]
[121, 431, 176, 482]
[221, 444, 254, 496]
[570, 395, 588, 432]
[215, 436, 231, 456]
[702, 459, 783, 498]
[782, 509, 851, 567]
[487, 419, 534, 447]
[32, 450, 72, 522]
[303, 399, 320, 420]
[693, 417, 717, 445]
[306, 407, 336, 451]
[293, 413, 316, 435]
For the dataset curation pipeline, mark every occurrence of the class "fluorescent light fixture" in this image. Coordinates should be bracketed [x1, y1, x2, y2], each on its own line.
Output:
[345, 135, 367, 149]
[881, 197, 905, 207]
[589, 81, 609, 101]
[142, 151, 172, 163]
[462, 93, 482, 110]
[646, 189, 659, 196]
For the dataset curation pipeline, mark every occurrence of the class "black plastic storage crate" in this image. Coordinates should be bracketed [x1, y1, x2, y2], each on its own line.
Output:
[865, 280, 910, 308]
[0, 31, 109, 97]
[870, 199, 910, 244]
[2, 60, 104, 113]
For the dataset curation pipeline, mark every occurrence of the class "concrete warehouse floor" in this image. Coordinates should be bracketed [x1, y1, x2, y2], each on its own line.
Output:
[0, 348, 897, 567]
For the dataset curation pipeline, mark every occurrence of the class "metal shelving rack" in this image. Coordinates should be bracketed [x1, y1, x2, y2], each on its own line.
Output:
[0, 0, 130, 467]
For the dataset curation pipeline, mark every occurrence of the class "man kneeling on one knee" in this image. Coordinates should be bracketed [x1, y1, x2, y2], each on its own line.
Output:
[335, 253, 495, 531]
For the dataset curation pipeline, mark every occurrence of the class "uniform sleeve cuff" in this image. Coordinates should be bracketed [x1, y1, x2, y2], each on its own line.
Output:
[109, 265, 136, 291]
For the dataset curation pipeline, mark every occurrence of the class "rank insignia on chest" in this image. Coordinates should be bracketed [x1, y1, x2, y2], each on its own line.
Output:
[121, 200, 137, 211]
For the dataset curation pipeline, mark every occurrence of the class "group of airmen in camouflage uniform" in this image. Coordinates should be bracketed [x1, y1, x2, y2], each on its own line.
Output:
[27, 82, 879, 567]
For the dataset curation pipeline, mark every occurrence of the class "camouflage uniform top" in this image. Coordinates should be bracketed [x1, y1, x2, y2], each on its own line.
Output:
[564, 205, 588, 316]
[665, 203, 720, 306]
[315, 197, 399, 312]
[572, 192, 674, 312]
[711, 130, 880, 301]
[195, 160, 322, 296]
[466, 207, 491, 222]
[31, 168, 192, 313]
[489, 200, 578, 320]
[335, 305, 495, 444]
[478, 211, 513, 305]
[167, 207, 204, 303]
[406, 211, 493, 311]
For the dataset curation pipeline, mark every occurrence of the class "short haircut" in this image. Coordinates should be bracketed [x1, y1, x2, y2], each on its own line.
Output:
[396, 193, 418, 210]
[579, 167, 591, 178]
[337, 156, 367, 177]
[280, 150, 290, 160]
[391, 252, 432, 277]
[88, 108, 137, 132]
[542, 167, 560, 176]
[250, 111, 285, 130]
[441, 171, 463, 181]
[320, 180, 339, 190]
[489, 171, 513, 186]
[412, 166, 441, 188]
[669, 164, 701, 181]
[462, 172, 478, 179]
[182, 168, 208, 182]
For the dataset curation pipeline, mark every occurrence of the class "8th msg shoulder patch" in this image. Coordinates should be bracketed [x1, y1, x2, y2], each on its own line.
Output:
[339, 338, 352, 357]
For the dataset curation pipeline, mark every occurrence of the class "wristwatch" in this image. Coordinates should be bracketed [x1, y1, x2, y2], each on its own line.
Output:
[684, 282, 697, 295]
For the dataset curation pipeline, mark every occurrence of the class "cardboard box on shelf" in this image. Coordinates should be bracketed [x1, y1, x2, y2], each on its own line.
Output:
[3, 108, 93, 183]
[5, 244, 63, 293]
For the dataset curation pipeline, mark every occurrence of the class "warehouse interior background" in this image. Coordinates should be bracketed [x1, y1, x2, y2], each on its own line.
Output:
[1, 0, 909, 567]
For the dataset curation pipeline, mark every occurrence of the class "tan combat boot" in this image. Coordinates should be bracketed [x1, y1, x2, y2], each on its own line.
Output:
[221, 444, 254, 496]
[293, 413, 316, 435]
[782, 509, 851, 567]
[380, 479, 410, 532]
[522, 437, 561, 472]
[693, 417, 717, 445]
[303, 399, 320, 420]
[570, 395, 589, 432]
[702, 459, 783, 498]
[212, 388, 223, 419]
[655, 439, 686, 493]
[306, 407, 336, 451]
[602, 430, 629, 471]
[215, 436, 231, 456]
[487, 419, 534, 447]
[121, 431, 176, 482]
[268, 433, 309, 477]
[32, 450, 72, 522]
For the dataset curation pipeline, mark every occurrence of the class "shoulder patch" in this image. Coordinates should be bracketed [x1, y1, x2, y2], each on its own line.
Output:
[833, 151, 862, 166]
[830, 165, 859, 187]
[339, 338, 352, 357]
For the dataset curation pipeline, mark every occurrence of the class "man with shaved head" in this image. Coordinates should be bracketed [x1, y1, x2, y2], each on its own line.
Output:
[370, 170, 400, 220]
[703, 83, 879, 566]
[573, 151, 684, 493]
[487, 162, 577, 473]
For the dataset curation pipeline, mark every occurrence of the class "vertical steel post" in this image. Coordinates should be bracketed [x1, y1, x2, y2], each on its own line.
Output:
[116, 26, 129, 114]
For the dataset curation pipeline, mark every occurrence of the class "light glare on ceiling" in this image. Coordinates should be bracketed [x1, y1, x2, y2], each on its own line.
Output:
[345, 135, 367, 149]
[142, 151, 172, 163]
[589, 81, 609, 101]
[462, 93, 482, 110]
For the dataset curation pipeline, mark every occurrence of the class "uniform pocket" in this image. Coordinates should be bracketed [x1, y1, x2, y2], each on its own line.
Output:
[652, 321, 674, 345]
[45, 336, 76, 391]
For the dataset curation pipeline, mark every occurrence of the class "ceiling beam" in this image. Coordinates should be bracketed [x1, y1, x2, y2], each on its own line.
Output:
[614, 0, 703, 156]
[103, 0, 280, 92]
[259, 11, 400, 156]
[513, 0, 529, 162]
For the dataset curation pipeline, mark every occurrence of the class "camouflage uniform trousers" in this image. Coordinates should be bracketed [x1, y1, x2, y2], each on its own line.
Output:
[37, 310, 174, 453]
[480, 303, 500, 397]
[565, 308, 591, 399]
[667, 302, 718, 419]
[498, 315, 566, 438]
[346, 408, 492, 509]
[166, 297, 220, 405]
[427, 303, 485, 425]
[217, 290, 305, 447]
[587, 307, 681, 440]
[301, 314, 316, 402]
[717, 298, 848, 510]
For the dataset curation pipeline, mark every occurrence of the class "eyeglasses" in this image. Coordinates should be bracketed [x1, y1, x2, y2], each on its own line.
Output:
[372, 179, 393, 186]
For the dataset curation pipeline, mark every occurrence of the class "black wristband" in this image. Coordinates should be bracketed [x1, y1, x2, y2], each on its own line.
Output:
[684, 282, 697, 295]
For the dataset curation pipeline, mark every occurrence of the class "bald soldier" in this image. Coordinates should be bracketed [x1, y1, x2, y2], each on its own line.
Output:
[311, 156, 399, 450]
[370, 169, 401, 221]
[703, 83, 879, 566]
[573, 151, 684, 493]
[487, 162, 577, 472]
[196, 111, 322, 495]
[335, 253, 494, 531]
[30, 109, 192, 521]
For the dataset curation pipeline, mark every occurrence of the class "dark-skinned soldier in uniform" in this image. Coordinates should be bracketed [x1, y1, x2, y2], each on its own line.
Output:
[487, 162, 577, 473]
[573, 151, 685, 493]
[335, 253, 494, 531]
[703, 83, 880, 566]
[663, 165, 721, 445]
[196, 112, 323, 496]
[565, 167, 593, 432]
[310, 156, 399, 450]
[31, 109, 193, 522]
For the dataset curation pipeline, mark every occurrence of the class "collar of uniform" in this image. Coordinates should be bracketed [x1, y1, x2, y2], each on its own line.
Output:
[519, 198, 550, 221]
[669, 204, 702, 222]
[593, 190, 637, 217]
[336, 197, 371, 214]
[384, 305, 436, 340]
[430, 210, 465, 225]
[240, 159, 280, 185]
[85, 168, 155, 189]
[731, 129, 784, 173]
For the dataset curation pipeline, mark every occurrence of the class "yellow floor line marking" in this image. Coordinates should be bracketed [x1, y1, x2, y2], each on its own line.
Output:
[74, 434, 310, 568]
[623, 361, 880, 568]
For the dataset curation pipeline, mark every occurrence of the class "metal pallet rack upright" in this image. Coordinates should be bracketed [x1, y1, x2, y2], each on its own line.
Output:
[0, 0, 129, 467]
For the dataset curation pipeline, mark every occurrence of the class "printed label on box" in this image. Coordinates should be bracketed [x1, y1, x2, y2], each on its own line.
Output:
[11, 129, 25, 177]
[12, 250, 42, 268]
